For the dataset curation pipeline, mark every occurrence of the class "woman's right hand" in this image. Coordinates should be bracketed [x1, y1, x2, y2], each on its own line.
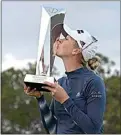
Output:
[24, 84, 43, 98]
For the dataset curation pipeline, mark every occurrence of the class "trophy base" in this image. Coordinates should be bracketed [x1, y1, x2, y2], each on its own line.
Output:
[24, 74, 55, 92]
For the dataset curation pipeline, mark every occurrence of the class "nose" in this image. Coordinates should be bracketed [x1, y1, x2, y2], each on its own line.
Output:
[56, 37, 60, 41]
[56, 37, 63, 44]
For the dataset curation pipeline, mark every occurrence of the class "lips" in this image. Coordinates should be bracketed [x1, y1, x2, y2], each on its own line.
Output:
[56, 44, 59, 49]
[54, 40, 61, 51]
[53, 42, 59, 55]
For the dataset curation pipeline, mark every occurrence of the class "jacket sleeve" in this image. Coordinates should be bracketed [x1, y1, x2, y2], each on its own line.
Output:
[37, 96, 57, 134]
[62, 77, 106, 134]
[49, 98, 55, 115]
[36, 77, 64, 134]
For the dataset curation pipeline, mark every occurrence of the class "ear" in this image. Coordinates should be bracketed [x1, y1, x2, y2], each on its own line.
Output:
[72, 48, 81, 55]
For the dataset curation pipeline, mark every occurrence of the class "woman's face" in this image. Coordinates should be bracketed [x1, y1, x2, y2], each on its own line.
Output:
[53, 35, 79, 58]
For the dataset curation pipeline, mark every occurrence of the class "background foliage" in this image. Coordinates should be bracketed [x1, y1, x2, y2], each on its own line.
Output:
[1, 53, 121, 134]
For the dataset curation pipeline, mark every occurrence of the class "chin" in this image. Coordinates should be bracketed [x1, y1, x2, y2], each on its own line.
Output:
[56, 53, 63, 58]
[56, 54, 61, 57]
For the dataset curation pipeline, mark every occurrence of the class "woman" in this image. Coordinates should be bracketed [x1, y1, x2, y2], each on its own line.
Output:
[24, 24, 106, 134]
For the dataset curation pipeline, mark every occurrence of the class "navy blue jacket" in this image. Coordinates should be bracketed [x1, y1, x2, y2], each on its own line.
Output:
[37, 67, 106, 134]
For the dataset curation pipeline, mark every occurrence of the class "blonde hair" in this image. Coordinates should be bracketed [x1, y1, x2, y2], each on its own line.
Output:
[87, 55, 101, 71]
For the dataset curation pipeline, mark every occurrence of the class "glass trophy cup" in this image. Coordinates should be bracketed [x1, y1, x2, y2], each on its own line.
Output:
[24, 6, 66, 92]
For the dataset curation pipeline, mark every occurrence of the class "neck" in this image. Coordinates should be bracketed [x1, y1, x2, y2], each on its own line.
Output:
[62, 57, 83, 72]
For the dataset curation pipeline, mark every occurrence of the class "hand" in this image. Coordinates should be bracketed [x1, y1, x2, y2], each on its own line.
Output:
[24, 84, 43, 98]
[42, 81, 69, 104]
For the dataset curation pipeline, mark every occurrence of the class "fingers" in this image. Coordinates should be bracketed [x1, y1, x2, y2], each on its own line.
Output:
[25, 88, 39, 96]
[51, 92, 55, 96]
[24, 87, 30, 94]
[43, 81, 56, 88]
[29, 88, 36, 94]
[24, 84, 35, 94]
[42, 86, 56, 93]
[24, 83, 27, 90]
[23, 83, 30, 93]
[23, 84, 41, 98]
[26, 87, 31, 93]
[28, 88, 37, 95]
[42, 81, 59, 95]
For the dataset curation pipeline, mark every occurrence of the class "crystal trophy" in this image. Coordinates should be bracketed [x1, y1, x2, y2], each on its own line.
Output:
[24, 6, 66, 92]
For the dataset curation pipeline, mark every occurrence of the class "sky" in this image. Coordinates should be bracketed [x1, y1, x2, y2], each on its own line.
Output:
[2, 1, 120, 77]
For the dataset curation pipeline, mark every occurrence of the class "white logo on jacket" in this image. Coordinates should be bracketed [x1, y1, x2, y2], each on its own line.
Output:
[76, 92, 81, 97]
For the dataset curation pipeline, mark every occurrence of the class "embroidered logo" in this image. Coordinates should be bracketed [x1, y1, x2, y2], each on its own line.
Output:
[91, 91, 102, 98]
[76, 92, 81, 97]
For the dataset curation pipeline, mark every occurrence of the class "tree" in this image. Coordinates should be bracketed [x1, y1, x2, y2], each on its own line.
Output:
[1, 63, 59, 134]
[96, 53, 120, 133]
[104, 76, 120, 133]
[1, 54, 120, 133]
[96, 53, 116, 78]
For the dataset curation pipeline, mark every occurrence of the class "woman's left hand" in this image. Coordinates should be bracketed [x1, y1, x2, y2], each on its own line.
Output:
[42, 81, 69, 104]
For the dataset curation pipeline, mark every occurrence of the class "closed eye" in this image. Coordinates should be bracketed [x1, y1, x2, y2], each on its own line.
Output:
[65, 37, 68, 40]
[59, 33, 65, 39]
